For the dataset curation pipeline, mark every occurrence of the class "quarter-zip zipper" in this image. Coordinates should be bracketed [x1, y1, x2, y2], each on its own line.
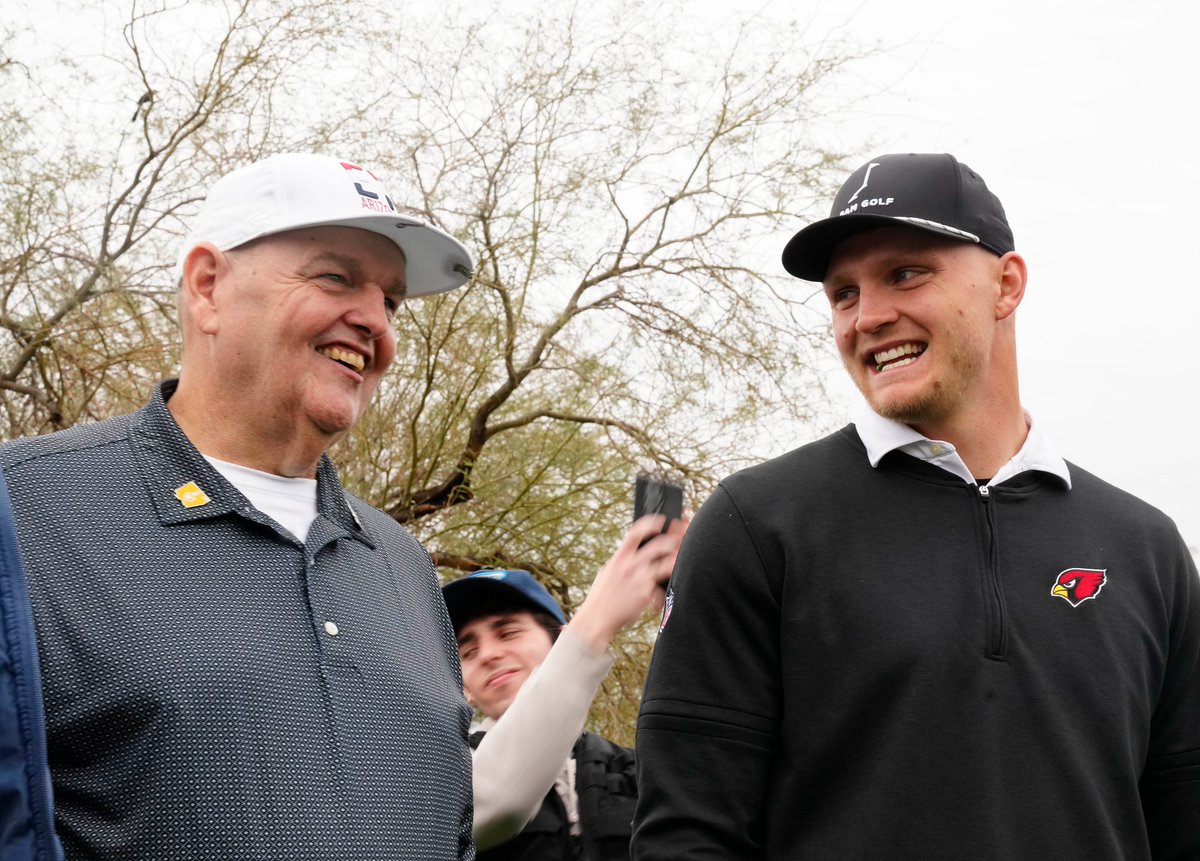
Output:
[977, 484, 1008, 659]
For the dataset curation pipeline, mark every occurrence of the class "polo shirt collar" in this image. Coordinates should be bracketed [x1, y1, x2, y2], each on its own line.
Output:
[855, 406, 1072, 489]
[131, 380, 369, 539]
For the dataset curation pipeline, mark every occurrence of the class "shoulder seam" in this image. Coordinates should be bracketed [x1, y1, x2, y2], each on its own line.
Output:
[711, 482, 778, 604]
[2, 428, 131, 471]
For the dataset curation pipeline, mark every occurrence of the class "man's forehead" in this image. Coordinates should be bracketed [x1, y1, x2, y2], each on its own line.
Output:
[239, 226, 408, 291]
[287, 225, 406, 261]
[825, 226, 975, 281]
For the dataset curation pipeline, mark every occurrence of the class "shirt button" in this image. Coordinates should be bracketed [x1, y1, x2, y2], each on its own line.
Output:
[324, 621, 340, 636]
[929, 444, 945, 455]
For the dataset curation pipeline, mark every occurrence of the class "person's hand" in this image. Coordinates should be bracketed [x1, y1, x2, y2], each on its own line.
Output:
[567, 514, 688, 652]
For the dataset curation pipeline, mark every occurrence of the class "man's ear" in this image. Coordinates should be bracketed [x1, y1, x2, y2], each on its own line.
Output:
[463, 687, 475, 708]
[180, 243, 226, 336]
[994, 251, 1027, 321]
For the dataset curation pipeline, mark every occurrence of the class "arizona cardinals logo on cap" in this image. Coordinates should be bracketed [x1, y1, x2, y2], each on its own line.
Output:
[1051, 568, 1107, 607]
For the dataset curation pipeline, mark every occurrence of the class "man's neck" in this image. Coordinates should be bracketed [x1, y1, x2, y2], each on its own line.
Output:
[166, 382, 330, 479]
[911, 409, 1029, 481]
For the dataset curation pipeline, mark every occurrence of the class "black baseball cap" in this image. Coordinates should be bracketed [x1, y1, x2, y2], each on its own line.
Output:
[441, 569, 566, 634]
[781, 153, 1015, 282]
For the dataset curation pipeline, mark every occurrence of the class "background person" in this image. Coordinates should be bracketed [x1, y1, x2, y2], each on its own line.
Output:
[0, 153, 477, 859]
[443, 514, 684, 859]
[631, 153, 1200, 860]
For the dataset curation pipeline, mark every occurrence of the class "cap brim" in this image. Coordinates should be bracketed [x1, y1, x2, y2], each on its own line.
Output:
[441, 577, 554, 632]
[176, 216, 472, 298]
[785, 214, 924, 282]
[280, 214, 473, 298]
[782, 214, 980, 282]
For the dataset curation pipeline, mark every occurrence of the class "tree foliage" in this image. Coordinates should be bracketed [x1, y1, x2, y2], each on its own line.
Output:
[0, 1, 367, 434]
[1, 0, 872, 741]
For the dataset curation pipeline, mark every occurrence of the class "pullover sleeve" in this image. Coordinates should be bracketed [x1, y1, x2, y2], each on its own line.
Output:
[632, 483, 781, 860]
[471, 627, 613, 851]
[1140, 533, 1200, 861]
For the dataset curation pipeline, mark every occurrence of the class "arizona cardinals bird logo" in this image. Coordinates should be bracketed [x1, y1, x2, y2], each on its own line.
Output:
[1051, 568, 1107, 607]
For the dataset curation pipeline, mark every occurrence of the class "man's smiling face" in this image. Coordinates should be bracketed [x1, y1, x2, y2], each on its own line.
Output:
[214, 226, 406, 447]
[456, 611, 555, 720]
[823, 225, 1005, 432]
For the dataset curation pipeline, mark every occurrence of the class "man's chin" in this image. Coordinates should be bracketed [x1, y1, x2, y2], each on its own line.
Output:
[866, 391, 947, 427]
[306, 403, 363, 439]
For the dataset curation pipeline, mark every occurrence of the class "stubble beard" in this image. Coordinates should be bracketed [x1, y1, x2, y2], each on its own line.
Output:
[852, 338, 985, 430]
[868, 382, 955, 427]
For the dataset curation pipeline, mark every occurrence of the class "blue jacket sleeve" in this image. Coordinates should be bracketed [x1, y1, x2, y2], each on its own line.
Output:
[0, 468, 63, 861]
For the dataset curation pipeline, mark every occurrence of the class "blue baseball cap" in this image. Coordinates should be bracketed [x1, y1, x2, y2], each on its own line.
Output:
[441, 569, 566, 632]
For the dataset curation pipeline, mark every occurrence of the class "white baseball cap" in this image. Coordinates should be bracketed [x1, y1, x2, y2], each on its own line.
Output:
[176, 153, 474, 297]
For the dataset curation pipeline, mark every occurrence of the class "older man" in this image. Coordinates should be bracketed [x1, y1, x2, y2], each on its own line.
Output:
[632, 153, 1200, 859]
[1, 154, 476, 859]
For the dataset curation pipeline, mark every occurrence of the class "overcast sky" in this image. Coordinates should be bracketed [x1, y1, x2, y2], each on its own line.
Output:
[17, 1, 1195, 549]
[757, 1, 1198, 549]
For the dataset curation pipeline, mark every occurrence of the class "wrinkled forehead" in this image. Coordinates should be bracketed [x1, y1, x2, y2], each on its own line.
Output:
[232, 224, 407, 264]
[230, 225, 408, 289]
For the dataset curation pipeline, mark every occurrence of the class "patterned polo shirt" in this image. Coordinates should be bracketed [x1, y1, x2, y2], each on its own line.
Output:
[0, 381, 475, 860]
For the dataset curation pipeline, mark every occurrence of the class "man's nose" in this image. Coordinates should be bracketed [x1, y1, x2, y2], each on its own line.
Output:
[345, 285, 392, 339]
[854, 285, 899, 333]
[477, 637, 505, 664]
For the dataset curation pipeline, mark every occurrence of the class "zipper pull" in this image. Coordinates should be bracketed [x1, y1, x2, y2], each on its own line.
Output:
[978, 484, 991, 499]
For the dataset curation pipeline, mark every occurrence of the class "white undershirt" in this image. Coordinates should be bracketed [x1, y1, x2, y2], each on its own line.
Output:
[203, 456, 319, 543]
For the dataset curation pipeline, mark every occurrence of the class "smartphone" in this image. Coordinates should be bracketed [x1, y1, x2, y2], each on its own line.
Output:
[634, 474, 684, 566]
[634, 475, 684, 524]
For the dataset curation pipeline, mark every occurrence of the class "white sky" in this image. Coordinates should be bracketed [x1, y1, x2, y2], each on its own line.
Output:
[16, 0, 1196, 549]
[766, 1, 1199, 550]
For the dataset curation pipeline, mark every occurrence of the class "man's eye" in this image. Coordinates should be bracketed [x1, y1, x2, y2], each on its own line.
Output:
[893, 268, 922, 284]
[460, 647, 476, 661]
[320, 273, 348, 285]
[384, 296, 398, 317]
[829, 288, 857, 309]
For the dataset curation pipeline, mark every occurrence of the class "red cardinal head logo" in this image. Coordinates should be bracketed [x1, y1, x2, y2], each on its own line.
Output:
[1051, 568, 1107, 607]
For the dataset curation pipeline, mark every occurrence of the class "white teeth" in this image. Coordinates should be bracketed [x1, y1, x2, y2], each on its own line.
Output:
[873, 343, 924, 365]
[318, 346, 365, 372]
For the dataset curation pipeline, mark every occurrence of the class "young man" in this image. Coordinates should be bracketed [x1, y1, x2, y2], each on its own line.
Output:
[632, 153, 1200, 859]
[1, 154, 477, 859]
[444, 514, 685, 859]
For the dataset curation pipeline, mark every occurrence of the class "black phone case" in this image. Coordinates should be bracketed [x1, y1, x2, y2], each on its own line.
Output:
[634, 475, 683, 522]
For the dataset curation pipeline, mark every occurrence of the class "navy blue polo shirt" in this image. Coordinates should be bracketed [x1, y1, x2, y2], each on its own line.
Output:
[0, 381, 474, 860]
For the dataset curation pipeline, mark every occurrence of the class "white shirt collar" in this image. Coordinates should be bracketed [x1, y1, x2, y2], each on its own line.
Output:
[854, 407, 1072, 489]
